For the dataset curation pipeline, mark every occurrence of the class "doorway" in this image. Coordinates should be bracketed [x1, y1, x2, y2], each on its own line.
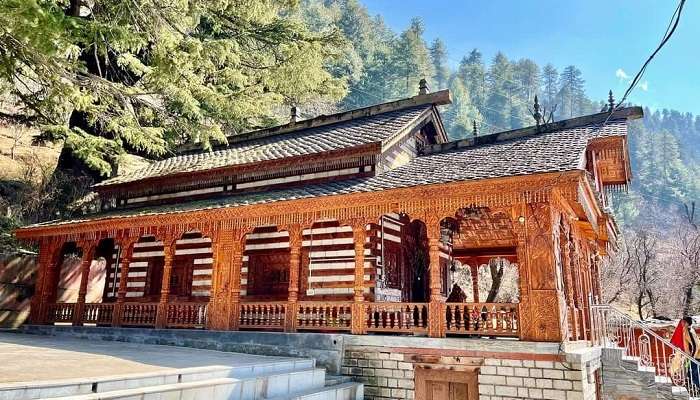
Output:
[415, 366, 479, 400]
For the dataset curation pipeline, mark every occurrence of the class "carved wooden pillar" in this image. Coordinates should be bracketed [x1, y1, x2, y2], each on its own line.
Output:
[29, 238, 60, 325]
[286, 224, 303, 332]
[469, 263, 480, 303]
[350, 220, 367, 335]
[512, 202, 565, 342]
[156, 236, 178, 329]
[426, 215, 445, 338]
[561, 225, 578, 341]
[228, 235, 244, 331]
[73, 240, 96, 326]
[113, 237, 137, 327]
[207, 228, 229, 330]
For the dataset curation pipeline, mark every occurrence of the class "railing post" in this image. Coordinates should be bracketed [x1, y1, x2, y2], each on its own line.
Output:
[73, 241, 96, 326]
[285, 224, 302, 333]
[113, 237, 136, 327]
[156, 236, 177, 329]
[350, 220, 367, 335]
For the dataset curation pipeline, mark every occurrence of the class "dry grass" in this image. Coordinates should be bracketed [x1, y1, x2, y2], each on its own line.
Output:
[0, 124, 60, 182]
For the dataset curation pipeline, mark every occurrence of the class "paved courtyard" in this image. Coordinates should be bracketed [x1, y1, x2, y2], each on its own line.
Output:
[0, 332, 299, 383]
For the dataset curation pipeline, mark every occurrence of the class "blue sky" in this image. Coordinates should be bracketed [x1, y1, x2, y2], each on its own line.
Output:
[363, 0, 699, 115]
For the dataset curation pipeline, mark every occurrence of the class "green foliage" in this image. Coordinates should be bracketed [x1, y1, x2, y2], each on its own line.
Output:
[0, 0, 347, 176]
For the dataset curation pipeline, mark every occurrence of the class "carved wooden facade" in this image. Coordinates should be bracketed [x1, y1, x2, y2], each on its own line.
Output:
[16, 91, 641, 343]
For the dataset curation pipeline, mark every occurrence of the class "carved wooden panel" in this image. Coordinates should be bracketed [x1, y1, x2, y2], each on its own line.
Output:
[528, 290, 563, 342]
[452, 209, 516, 249]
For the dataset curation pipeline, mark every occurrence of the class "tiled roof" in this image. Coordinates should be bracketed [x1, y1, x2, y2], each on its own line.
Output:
[31, 120, 628, 227]
[96, 105, 433, 187]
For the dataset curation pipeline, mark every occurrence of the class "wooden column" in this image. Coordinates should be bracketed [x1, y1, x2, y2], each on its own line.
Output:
[560, 223, 577, 340]
[350, 220, 367, 335]
[113, 237, 136, 327]
[207, 228, 229, 330]
[286, 224, 302, 332]
[426, 215, 445, 338]
[73, 241, 96, 326]
[469, 263, 480, 303]
[156, 236, 177, 329]
[512, 202, 565, 342]
[29, 238, 60, 325]
[228, 236, 244, 330]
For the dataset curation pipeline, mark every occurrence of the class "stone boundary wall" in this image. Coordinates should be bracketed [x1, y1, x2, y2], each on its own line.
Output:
[0, 253, 36, 328]
[342, 336, 601, 400]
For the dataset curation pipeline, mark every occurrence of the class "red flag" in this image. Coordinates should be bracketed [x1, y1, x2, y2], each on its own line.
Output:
[670, 320, 686, 350]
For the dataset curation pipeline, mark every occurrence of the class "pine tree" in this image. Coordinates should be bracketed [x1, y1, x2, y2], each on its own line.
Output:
[513, 59, 541, 103]
[392, 18, 435, 97]
[456, 49, 486, 110]
[558, 65, 586, 118]
[484, 52, 513, 130]
[0, 0, 347, 178]
[541, 64, 559, 113]
[443, 78, 481, 139]
[429, 39, 450, 90]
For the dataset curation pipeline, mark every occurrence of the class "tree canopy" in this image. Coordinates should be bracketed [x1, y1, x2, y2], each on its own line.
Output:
[0, 0, 347, 176]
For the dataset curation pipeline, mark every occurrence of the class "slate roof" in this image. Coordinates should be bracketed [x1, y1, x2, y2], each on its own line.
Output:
[95, 105, 433, 187]
[28, 120, 628, 228]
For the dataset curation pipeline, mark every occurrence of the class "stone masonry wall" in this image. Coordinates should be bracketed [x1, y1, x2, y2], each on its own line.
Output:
[341, 337, 602, 400]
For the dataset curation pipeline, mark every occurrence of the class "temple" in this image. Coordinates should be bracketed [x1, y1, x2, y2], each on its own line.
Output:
[15, 85, 641, 345]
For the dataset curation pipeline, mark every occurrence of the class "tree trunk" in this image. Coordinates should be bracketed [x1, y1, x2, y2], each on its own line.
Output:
[485, 262, 504, 303]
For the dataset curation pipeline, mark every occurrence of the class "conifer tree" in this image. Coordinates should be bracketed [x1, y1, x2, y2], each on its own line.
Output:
[429, 38, 450, 90]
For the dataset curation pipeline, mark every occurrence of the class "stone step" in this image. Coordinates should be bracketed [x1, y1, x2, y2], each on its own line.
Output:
[323, 375, 353, 387]
[264, 382, 363, 400]
[0, 358, 316, 400]
[41, 377, 239, 399]
[35, 367, 327, 400]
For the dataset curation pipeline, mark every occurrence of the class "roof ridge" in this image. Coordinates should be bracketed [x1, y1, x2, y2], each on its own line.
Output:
[421, 106, 643, 156]
[177, 90, 451, 154]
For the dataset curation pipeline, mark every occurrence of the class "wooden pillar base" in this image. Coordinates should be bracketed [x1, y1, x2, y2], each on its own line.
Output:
[155, 303, 167, 329]
[285, 302, 298, 333]
[428, 301, 445, 338]
[112, 302, 123, 327]
[351, 302, 366, 335]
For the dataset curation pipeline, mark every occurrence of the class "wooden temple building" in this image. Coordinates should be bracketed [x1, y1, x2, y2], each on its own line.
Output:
[15, 86, 642, 344]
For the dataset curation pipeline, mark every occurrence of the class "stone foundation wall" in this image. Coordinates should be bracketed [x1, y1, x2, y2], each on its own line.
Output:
[341, 336, 601, 400]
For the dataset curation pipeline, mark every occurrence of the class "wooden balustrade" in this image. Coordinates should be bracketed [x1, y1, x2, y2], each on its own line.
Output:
[120, 303, 159, 327]
[365, 303, 429, 333]
[41, 300, 520, 338]
[239, 302, 287, 330]
[166, 303, 208, 328]
[444, 303, 519, 337]
[46, 303, 75, 324]
[82, 303, 114, 325]
[296, 302, 353, 331]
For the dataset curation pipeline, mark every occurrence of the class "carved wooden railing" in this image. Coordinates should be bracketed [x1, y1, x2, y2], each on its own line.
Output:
[120, 303, 158, 327]
[444, 303, 519, 337]
[296, 302, 353, 331]
[365, 303, 429, 333]
[46, 303, 76, 324]
[239, 302, 287, 330]
[82, 303, 115, 325]
[166, 302, 208, 328]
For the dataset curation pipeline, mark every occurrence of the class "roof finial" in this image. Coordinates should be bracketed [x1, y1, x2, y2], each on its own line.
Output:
[608, 90, 615, 112]
[532, 95, 542, 126]
[290, 106, 298, 124]
[472, 120, 478, 137]
[418, 78, 430, 95]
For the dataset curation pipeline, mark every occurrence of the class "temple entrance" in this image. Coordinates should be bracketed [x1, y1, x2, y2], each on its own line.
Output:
[242, 226, 290, 300]
[145, 259, 163, 297]
[415, 366, 479, 400]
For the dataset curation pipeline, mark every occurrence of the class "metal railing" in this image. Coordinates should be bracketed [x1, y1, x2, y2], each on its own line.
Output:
[591, 304, 700, 398]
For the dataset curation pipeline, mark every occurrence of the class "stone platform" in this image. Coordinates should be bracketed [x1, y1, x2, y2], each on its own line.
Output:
[0, 331, 362, 399]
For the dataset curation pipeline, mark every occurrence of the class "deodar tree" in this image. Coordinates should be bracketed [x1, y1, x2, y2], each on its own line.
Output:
[0, 0, 346, 179]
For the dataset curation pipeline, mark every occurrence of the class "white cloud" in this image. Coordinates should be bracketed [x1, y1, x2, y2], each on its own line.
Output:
[638, 81, 649, 91]
[616, 68, 630, 80]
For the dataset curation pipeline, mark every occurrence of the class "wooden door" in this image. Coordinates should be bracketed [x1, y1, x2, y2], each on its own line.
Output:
[415, 367, 478, 400]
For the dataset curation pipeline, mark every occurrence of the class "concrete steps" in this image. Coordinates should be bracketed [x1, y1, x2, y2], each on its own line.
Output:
[1, 361, 362, 400]
[602, 347, 691, 400]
